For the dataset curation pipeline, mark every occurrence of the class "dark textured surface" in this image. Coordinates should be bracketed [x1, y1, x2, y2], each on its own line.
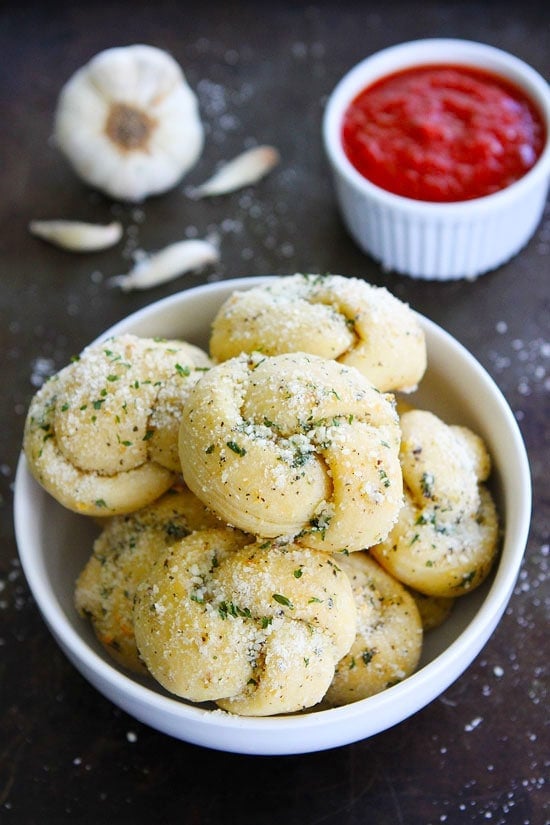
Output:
[1, 1, 548, 823]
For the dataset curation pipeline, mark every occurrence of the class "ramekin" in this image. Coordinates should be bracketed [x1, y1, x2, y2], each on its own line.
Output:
[323, 39, 550, 280]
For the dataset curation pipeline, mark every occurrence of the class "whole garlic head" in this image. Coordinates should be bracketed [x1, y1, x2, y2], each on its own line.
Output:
[53, 44, 204, 202]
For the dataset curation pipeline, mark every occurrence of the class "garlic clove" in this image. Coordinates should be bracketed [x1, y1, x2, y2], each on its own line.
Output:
[108, 238, 220, 292]
[189, 145, 280, 198]
[54, 45, 204, 202]
[29, 220, 123, 252]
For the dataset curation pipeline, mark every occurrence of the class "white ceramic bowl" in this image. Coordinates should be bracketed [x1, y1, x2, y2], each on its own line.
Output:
[14, 277, 531, 755]
[323, 39, 550, 280]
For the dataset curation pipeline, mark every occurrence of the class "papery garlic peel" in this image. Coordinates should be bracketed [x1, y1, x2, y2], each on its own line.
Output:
[54, 45, 204, 202]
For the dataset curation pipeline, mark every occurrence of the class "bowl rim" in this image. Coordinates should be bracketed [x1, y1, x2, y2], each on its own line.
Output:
[323, 37, 550, 215]
[13, 276, 533, 754]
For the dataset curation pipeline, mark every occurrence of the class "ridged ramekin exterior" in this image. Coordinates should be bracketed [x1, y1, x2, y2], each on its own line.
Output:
[323, 39, 550, 280]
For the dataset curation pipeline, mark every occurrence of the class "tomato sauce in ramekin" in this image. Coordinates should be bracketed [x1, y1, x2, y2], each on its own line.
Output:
[341, 64, 546, 202]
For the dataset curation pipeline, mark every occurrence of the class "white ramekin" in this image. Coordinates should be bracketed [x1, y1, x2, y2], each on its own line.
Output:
[323, 39, 550, 280]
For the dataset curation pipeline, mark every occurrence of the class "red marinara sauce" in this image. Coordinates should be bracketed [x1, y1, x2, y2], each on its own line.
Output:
[341, 64, 546, 202]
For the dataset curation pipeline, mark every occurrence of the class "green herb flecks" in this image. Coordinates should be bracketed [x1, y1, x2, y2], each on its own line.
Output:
[379, 468, 391, 488]
[272, 593, 294, 609]
[165, 522, 191, 540]
[420, 472, 435, 499]
[457, 570, 477, 589]
[227, 441, 246, 456]
[362, 649, 376, 665]
[218, 601, 252, 620]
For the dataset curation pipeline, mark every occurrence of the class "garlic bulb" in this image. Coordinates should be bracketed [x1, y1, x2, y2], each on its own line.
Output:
[53, 45, 204, 202]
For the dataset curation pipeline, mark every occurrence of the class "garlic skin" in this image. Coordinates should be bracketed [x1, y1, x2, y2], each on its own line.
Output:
[54, 45, 204, 202]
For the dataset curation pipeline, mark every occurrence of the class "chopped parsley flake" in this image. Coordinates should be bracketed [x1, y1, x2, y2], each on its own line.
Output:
[458, 570, 476, 588]
[272, 593, 293, 609]
[379, 468, 391, 488]
[362, 649, 375, 665]
[165, 522, 190, 540]
[218, 601, 252, 620]
[421, 472, 435, 498]
[227, 441, 246, 456]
